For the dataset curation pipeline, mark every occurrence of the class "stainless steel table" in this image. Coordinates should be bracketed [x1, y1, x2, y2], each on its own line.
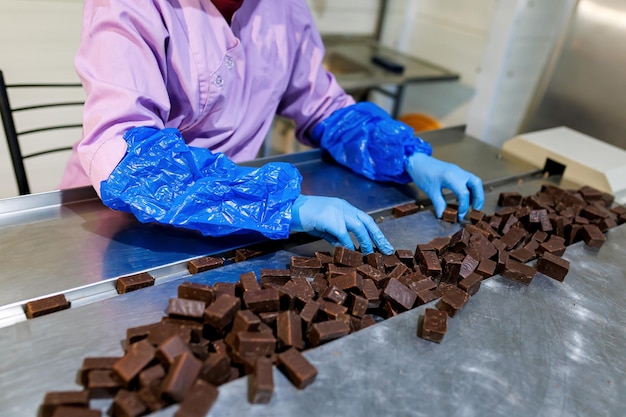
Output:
[1, 127, 624, 417]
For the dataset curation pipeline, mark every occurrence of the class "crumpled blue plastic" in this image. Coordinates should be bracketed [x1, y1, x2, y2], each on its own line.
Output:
[310, 102, 433, 183]
[100, 127, 302, 239]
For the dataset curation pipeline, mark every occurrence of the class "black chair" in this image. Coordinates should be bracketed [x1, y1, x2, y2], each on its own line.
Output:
[0, 69, 84, 195]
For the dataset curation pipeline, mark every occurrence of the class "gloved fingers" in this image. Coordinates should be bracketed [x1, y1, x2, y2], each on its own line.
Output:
[355, 211, 394, 255]
[427, 187, 448, 219]
[308, 230, 344, 248]
[344, 210, 375, 255]
[319, 215, 356, 251]
[467, 175, 485, 211]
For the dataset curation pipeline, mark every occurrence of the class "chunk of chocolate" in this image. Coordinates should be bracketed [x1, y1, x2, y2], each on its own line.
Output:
[383, 278, 416, 311]
[243, 289, 280, 313]
[347, 294, 368, 318]
[79, 357, 120, 386]
[360, 278, 381, 308]
[449, 228, 471, 253]
[177, 282, 214, 305]
[168, 298, 206, 322]
[500, 226, 527, 250]
[276, 310, 303, 350]
[175, 380, 218, 417]
[509, 246, 535, 263]
[441, 252, 464, 284]
[116, 272, 155, 294]
[276, 348, 317, 389]
[112, 389, 147, 417]
[113, 339, 156, 386]
[50, 407, 100, 417]
[290, 256, 322, 278]
[419, 308, 448, 343]
[318, 301, 348, 320]
[25, 294, 70, 319]
[156, 334, 191, 366]
[321, 285, 347, 305]
[365, 252, 385, 271]
[458, 273, 482, 296]
[138, 364, 166, 389]
[235, 247, 264, 262]
[333, 246, 363, 267]
[239, 271, 260, 292]
[40, 391, 90, 417]
[468, 209, 486, 224]
[498, 192, 522, 207]
[198, 353, 231, 386]
[299, 300, 320, 329]
[234, 332, 277, 356]
[442, 205, 458, 222]
[213, 282, 236, 298]
[436, 286, 470, 317]
[356, 264, 388, 288]
[328, 271, 363, 292]
[161, 351, 203, 402]
[260, 269, 291, 286]
[475, 258, 496, 279]
[87, 370, 121, 399]
[419, 250, 442, 278]
[459, 254, 479, 280]
[392, 202, 420, 217]
[188, 256, 223, 274]
[204, 294, 241, 330]
[308, 319, 351, 347]
[502, 259, 536, 285]
[247, 357, 274, 404]
[582, 224, 606, 248]
[537, 252, 570, 282]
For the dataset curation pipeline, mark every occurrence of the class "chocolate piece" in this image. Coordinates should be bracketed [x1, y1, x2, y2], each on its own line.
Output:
[419, 250, 442, 278]
[188, 256, 223, 274]
[276, 310, 303, 350]
[428, 236, 451, 256]
[475, 258, 496, 279]
[365, 252, 386, 271]
[476, 220, 501, 239]
[537, 252, 570, 282]
[458, 273, 482, 296]
[260, 269, 291, 286]
[116, 272, 155, 294]
[232, 310, 262, 333]
[161, 351, 203, 402]
[356, 264, 388, 288]
[582, 224, 606, 247]
[147, 322, 192, 346]
[157, 334, 191, 366]
[25, 294, 70, 319]
[213, 282, 236, 298]
[436, 287, 470, 317]
[419, 308, 448, 343]
[204, 294, 241, 330]
[239, 271, 260, 292]
[500, 215, 519, 235]
[449, 228, 471, 253]
[407, 277, 437, 294]
[387, 263, 409, 280]
[347, 294, 368, 318]
[79, 357, 120, 386]
[321, 285, 348, 305]
[112, 389, 147, 417]
[360, 278, 381, 308]
[87, 370, 121, 399]
[243, 288, 280, 313]
[333, 246, 363, 267]
[500, 226, 527, 250]
[498, 192, 522, 207]
[395, 249, 416, 268]
[459, 254, 479, 280]
[198, 353, 231, 386]
[299, 300, 320, 329]
[175, 380, 219, 417]
[598, 217, 618, 232]
[392, 202, 419, 217]
[315, 251, 334, 265]
[502, 259, 537, 285]
[168, 298, 206, 322]
[382, 254, 403, 271]
[40, 391, 90, 417]
[509, 246, 535, 263]
[416, 289, 438, 305]
[113, 339, 156, 386]
[276, 348, 317, 389]
[382, 278, 416, 311]
[442, 205, 458, 222]
[441, 252, 464, 284]
[137, 384, 169, 412]
[310, 274, 328, 295]
[290, 256, 322, 278]
[318, 301, 348, 320]
[326, 264, 356, 278]
[138, 364, 166, 388]
[50, 407, 100, 417]
[328, 270, 363, 292]
[468, 234, 497, 260]
[235, 247, 264, 262]
[248, 357, 274, 404]
[177, 282, 214, 305]
[308, 319, 351, 347]
[538, 236, 566, 256]
[468, 209, 485, 224]
[234, 332, 277, 356]
[125, 323, 156, 346]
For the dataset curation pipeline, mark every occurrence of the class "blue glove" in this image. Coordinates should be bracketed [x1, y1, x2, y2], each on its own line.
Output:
[310, 102, 432, 183]
[406, 152, 484, 220]
[290, 195, 394, 255]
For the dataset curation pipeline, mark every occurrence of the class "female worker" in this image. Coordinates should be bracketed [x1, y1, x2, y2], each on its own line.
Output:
[60, 0, 484, 255]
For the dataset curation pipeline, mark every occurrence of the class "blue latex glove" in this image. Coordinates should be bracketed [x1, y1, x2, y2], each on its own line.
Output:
[290, 195, 394, 255]
[406, 152, 484, 220]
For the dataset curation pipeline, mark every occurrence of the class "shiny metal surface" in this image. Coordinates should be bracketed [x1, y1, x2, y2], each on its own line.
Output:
[524, 0, 626, 150]
[1, 177, 625, 417]
[0, 128, 537, 319]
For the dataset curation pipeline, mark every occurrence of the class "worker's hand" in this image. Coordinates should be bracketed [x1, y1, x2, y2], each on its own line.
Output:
[290, 195, 394, 255]
[406, 152, 484, 220]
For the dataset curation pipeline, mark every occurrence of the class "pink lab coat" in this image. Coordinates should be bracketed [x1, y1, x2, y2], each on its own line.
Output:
[61, 0, 354, 193]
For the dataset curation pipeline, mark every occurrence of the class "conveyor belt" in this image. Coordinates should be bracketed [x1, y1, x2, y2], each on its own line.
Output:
[4, 127, 624, 416]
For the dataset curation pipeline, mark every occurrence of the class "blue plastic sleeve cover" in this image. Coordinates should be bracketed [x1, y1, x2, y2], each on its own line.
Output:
[100, 127, 302, 239]
[310, 102, 433, 184]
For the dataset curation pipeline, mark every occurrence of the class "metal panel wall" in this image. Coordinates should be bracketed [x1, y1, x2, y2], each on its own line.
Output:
[524, 0, 626, 150]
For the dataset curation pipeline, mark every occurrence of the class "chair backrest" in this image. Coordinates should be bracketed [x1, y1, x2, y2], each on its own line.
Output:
[0, 69, 84, 195]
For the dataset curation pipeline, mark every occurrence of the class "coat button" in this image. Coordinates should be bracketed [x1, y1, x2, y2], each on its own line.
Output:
[211, 74, 224, 87]
[225, 55, 235, 70]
